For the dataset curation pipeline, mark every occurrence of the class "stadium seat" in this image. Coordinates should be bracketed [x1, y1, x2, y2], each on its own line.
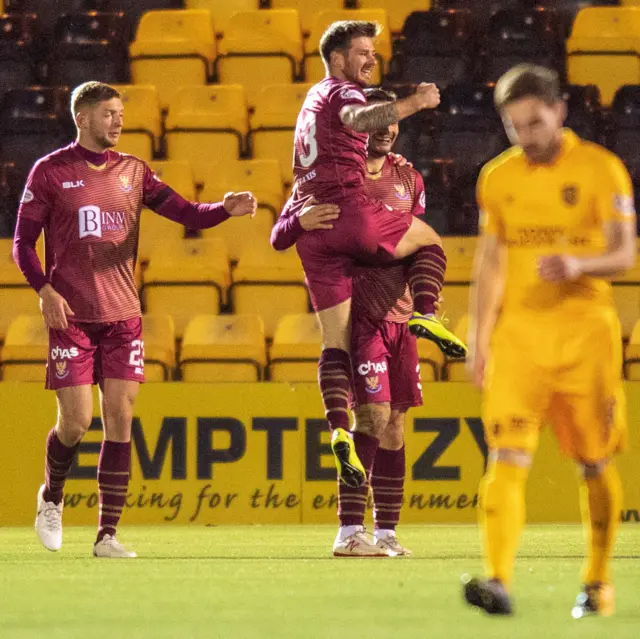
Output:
[215, 10, 303, 108]
[416, 338, 445, 382]
[386, 10, 475, 89]
[439, 283, 470, 339]
[480, 8, 565, 83]
[624, 318, 640, 379]
[444, 314, 468, 381]
[185, 0, 258, 36]
[536, 0, 620, 36]
[271, 0, 343, 35]
[0, 87, 74, 178]
[250, 83, 312, 186]
[567, 7, 640, 107]
[231, 244, 308, 339]
[0, 239, 40, 341]
[0, 314, 47, 381]
[607, 85, 640, 174]
[612, 284, 640, 340]
[106, 0, 185, 41]
[0, 12, 38, 96]
[358, 0, 431, 34]
[303, 9, 391, 84]
[562, 84, 602, 142]
[49, 12, 129, 86]
[111, 85, 161, 161]
[141, 313, 176, 381]
[137, 208, 186, 264]
[0, 161, 22, 238]
[180, 313, 266, 382]
[148, 160, 196, 200]
[130, 9, 216, 110]
[4, 0, 89, 40]
[165, 84, 248, 185]
[419, 158, 455, 235]
[442, 236, 476, 282]
[142, 237, 230, 338]
[270, 313, 321, 382]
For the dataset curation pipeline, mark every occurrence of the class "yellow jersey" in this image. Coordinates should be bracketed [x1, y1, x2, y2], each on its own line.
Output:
[478, 129, 635, 314]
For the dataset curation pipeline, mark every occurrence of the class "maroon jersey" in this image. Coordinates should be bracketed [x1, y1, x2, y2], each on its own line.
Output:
[352, 157, 426, 323]
[293, 77, 369, 201]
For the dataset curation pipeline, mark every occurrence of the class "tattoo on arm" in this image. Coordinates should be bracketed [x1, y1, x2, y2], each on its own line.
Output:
[340, 102, 399, 133]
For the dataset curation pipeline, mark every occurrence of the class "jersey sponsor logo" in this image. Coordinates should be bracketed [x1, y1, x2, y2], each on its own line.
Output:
[55, 361, 70, 379]
[340, 88, 366, 103]
[119, 174, 133, 193]
[419, 191, 425, 209]
[561, 184, 579, 206]
[394, 184, 410, 201]
[51, 346, 79, 360]
[614, 194, 635, 217]
[507, 226, 565, 248]
[365, 375, 382, 394]
[357, 360, 388, 376]
[21, 188, 34, 203]
[78, 205, 126, 238]
[62, 180, 85, 189]
[299, 169, 316, 185]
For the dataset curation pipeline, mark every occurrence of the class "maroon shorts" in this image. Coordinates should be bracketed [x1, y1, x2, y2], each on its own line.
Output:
[295, 191, 413, 311]
[350, 313, 422, 410]
[46, 317, 145, 390]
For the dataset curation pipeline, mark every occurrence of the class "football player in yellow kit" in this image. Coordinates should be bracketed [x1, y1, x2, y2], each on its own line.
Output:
[463, 64, 637, 617]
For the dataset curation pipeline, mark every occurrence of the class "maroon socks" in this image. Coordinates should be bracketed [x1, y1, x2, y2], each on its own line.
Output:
[372, 446, 405, 531]
[407, 244, 447, 315]
[318, 348, 352, 431]
[43, 428, 79, 505]
[96, 440, 131, 543]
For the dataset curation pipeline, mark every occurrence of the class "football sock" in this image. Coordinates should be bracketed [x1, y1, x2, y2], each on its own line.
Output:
[338, 432, 379, 526]
[43, 428, 79, 505]
[372, 445, 405, 531]
[407, 245, 446, 316]
[318, 348, 352, 431]
[479, 460, 529, 587]
[580, 463, 622, 585]
[96, 440, 131, 543]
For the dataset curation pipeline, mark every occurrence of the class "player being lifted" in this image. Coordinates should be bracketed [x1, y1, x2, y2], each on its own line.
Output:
[273, 88, 425, 557]
[283, 20, 466, 490]
[13, 82, 257, 558]
[463, 65, 636, 616]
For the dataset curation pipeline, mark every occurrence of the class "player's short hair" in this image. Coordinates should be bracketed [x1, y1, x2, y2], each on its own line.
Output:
[494, 64, 561, 111]
[70, 81, 121, 117]
[320, 20, 382, 66]
[364, 88, 396, 103]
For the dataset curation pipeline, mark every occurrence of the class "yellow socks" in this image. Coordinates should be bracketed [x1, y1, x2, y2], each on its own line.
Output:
[479, 460, 530, 587]
[580, 464, 623, 585]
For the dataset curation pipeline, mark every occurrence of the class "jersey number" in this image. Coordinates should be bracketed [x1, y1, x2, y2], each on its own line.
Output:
[129, 340, 145, 368]
[298, 113, 318, 168]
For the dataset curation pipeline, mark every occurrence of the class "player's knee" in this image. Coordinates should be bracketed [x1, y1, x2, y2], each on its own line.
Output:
[353, 403, 390, 439]
[379, 411, 405, 450]
[580, 459, 609, 479]
[493, 447, 533, 468]
[57, 411, 92, 445]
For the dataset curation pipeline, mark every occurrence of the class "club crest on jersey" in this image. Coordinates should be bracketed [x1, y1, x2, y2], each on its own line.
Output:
[55, 361, 69, 379]
[119, 175, 133, 193]
[394, 184, 410, 201]
[365, 376, 382, 394]
[561, 184, 579, 206]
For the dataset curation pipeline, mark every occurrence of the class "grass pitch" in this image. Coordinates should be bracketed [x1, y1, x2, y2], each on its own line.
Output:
[0, 525, 638, 639]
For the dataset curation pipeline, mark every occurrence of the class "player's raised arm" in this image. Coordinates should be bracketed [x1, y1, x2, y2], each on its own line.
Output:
[340, 83, 440, 133]
[142, 164, 257, 229]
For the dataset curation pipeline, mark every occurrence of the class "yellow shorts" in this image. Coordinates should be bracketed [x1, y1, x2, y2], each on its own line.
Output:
[483, 306, 627, 464]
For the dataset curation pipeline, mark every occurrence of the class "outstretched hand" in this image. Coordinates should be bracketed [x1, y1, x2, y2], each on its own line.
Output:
[223, 191, 257, 217]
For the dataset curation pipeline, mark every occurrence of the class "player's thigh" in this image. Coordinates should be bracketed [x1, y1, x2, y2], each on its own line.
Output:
[379, 408, 407, 450]
[384, 322, 422, 412]
[393, 215, 442, 259]
[98, 317, 145, 384]
[46, 322, 96, 391]
[316, 299, 352, 350]
[55, 384, 94, 444]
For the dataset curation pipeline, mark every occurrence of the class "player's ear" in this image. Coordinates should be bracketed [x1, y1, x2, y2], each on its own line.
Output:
[556, 99, 567, 126]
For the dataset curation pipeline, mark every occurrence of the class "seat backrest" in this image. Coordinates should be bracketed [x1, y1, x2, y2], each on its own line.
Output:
[133, 8, 215, 46]
[251, 83, 312, 128]
[141, 313, 175, 354]
[487, 8, 564, 53]
[0, 12, 37, 55]
[437, 83, 500, 128]
[2, 314, 48, 358]
[220, 9, 302, 59]
[569, 6, 640, 40]
[112, 84, 161, 136]
[0, 87, 72, 134]
[271, 313, 321, 359]
[185, 0, 258, 35]
[359, 0, 432, 34]
[148, 160, 195, 200]
[271, 0, 343, 34]
[611, 84, 640, 126]
[401, 10, 474, 56]
[54, 11, 126, 47]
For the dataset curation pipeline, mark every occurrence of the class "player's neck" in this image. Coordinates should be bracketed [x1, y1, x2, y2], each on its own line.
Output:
[366, 155, 386, 176]
[75, 138, 109, 165]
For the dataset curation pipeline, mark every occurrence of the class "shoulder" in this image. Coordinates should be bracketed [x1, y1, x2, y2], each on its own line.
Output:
[479, 146, 523, 189]
[32, 143, 77, 174]
[326, 78, 366, 105]
[574, 137, 628, 174]
[396, 161, 422, 186]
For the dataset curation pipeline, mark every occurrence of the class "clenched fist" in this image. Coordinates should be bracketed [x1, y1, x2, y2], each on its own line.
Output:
[414, 83, 441, 110]
[223, 191, 257, 217]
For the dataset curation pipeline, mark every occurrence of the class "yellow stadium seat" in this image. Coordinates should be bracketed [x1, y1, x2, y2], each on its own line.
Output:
[186, 0, 259, 35]
[137, 208, 186, 264]
[0, 314, 47, 382]
[624, 319, 640, 378]
[612, 284, 640, 340]
[444, 314, 469, 382]
[250, 83, 312, 185]
[231, 244, 308, 339]
[0, 239, 40, 342]
[141, 314, 176, 382]
[180, 314, 266, 381]
[442, 236, 476, 282]
[270, 313, 321, 381]
[215, 10, 303, 107]
[567, 7, 640, 106]
[112, 85, 161, 161]
[142, 238, 230, 338]
[148, 160, 196, 200]
[165, 84, 248, 185]
[303, 9, 391, 84]
[271, 0, 344, 35]
[358, 0, 430, 34]
[130, 9, 216, 109]
[440, 284, 470, 333]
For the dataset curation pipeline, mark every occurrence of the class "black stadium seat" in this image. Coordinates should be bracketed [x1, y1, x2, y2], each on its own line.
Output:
[106, 0, 184, 41]
[0, 12, 39, 96]
[5, 0, 87, 40]
[419, 158, 456, 235]
[562, 84, 602, 142]
[0, 87, 74, 175]
[607, 85, 640, 173]
[48, 12, 129, 85]
[0, 162, 23, 238]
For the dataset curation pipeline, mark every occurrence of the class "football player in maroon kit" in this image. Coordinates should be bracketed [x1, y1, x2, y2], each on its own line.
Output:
[279, 20, 466, 493]
[13, 82, 257, 558]
[273, 88, 427, 556]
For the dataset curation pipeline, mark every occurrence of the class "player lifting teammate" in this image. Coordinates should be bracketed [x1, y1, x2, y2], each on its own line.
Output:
[273, 89, 425, 557]
[282, 20, 466, 491]
[13, 82, 257, 558]
[463, 65, 636, 616]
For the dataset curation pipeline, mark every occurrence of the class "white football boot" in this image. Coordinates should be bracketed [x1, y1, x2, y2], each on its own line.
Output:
[93, 534, 137, 558]
[333, 527, 389, 557]
[35, 484, 63, 551]
[374, 530, 412, 557]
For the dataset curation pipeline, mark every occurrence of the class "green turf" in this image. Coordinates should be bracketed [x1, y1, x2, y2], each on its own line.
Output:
[0, 525, 638, 639]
